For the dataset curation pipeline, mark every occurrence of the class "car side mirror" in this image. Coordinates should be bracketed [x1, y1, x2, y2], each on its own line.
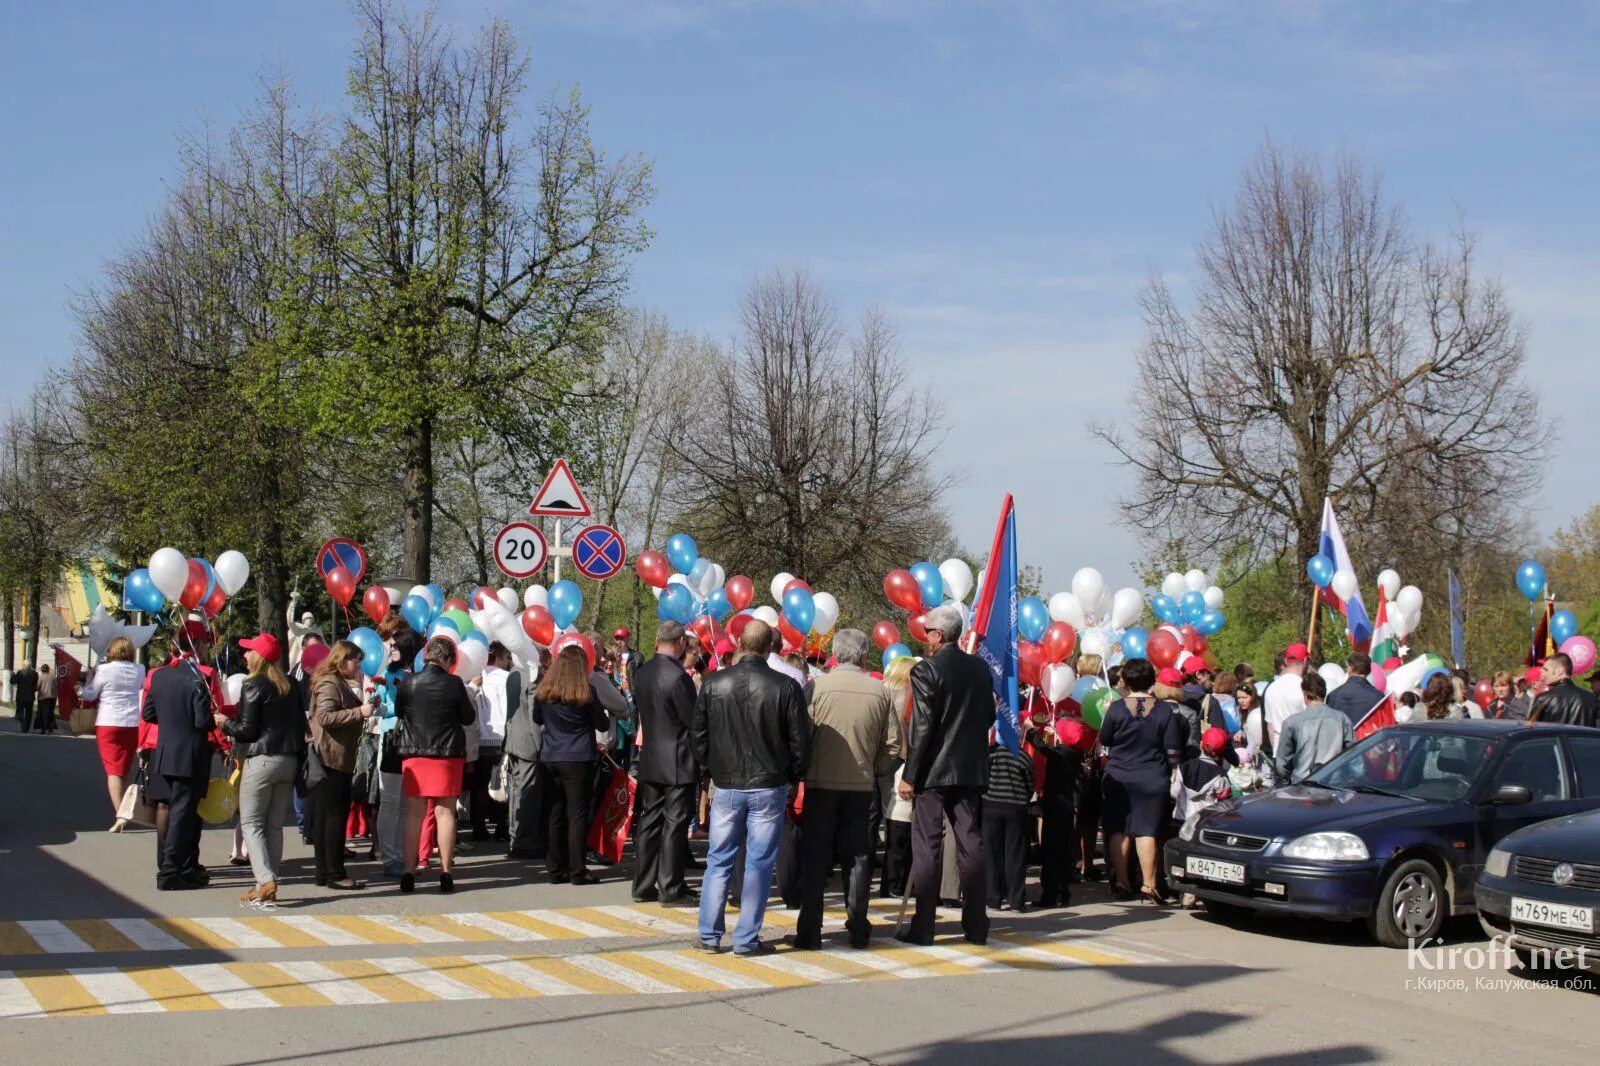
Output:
[1489, 784, 1531, 806]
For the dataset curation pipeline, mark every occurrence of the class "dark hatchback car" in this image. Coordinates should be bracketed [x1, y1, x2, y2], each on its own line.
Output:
[1164, 721, 1600, 947]
[1477, 807, 1600, 972]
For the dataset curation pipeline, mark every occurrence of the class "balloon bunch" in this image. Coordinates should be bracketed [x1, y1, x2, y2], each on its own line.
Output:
[1516, 559, 1594, 674]
[878, 558, 974, 669]
[1372, 568, 1422, 660]
[125, 548, 252, 620]
[1148, 568, 1226, 639]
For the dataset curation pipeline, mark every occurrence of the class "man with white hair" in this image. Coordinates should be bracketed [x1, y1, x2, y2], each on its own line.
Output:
[791, 628, 904, 951]
[897, 605, 995, 946]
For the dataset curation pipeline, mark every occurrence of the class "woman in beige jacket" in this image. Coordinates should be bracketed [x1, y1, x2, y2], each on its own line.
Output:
[309, 641, 372, 889]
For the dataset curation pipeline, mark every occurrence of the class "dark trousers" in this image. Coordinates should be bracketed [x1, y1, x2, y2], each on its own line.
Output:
[312, 769, 353, 881]
[910, 786, 988, 942]
[16, 697, 33, 733]
[881, 820, 912, 897]
[632, 780, 695, 900]
[1039, 803, 1075, 904]
[470, 748, 507, 839]
[797, 788, 874, 945]
[505, 754, 545, 857]
[34, 698, 56, 733]
[158, 773, 207, 883]
[983, 803, 1028, 909]
[545, 760, 594, 882]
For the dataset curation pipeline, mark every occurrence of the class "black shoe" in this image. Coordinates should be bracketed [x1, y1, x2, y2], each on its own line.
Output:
[996, 900, 1009, 911]
[659, 892, 699, 908]
[1013, 901, 1030, 914]
[733, 940, 775, 957]
[548, 872, 569, 885]
[694, 940, 722, 954]
[314, 875, 328, 887]
[632, 890, 660, 903]
[585, 850, 616, 867]
[849, 937, 871, 950]
[229, 857, 250, 866]
[685, 857, 705, 870]
[786, 934, 822, 951]
[965, 933, 988, 947]
[893, 929, 934, 947]
[570, 873, 596, 886]
[440, 873, 454, 894]
[157, 878, 202, 891]
[400, 873, 415, 894]
[508, 848, 544, 860]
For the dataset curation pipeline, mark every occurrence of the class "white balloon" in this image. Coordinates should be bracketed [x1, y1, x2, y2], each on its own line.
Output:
[1377, 569, 1401, 602]
[1161, 572, 1187, 601]
[149, 547, 188, 601]
[1094, 586, 1113, 624]
[1110, 587, 1143, 630]
[650, 586, 663, 601]
[1396, 585, 1423, 617]
[697, 563, 725, 600]
[938, 559, 974, 604]
[1318, 662, 1348, 691]
[770, 573, 795, 605]
[1048, 592, 1086, 629]
[811, 592, 840, 635]
[753, 605, 780, 627]
[1184, 568, 1208, 593]
[1079, 628, 1110, 659]
[524, 584, 548, 609]
[1203, 585, 1225, 611]
[668, 574, 690, 591]
[453, 638, 489, 680]
[1042, 662, 1077, 704]
[214, 550, 251, 596]
[1070, 568, 1105, 616]
[408, 584, 434, 609]
[1331, 569, 1358, 603]
[496, 587, 520, 614]
[225, 673, 247, 706]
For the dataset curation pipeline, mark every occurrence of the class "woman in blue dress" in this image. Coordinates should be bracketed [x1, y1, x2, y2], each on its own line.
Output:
[1099, 658, 1183, 904]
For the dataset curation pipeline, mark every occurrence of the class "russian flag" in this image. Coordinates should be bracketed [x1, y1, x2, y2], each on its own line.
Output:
[1319, 498, 1374, 650]
[970, 494, 1021, 754]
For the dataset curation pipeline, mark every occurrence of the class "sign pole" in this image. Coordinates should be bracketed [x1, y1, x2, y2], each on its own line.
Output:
[553, 520, 563, 583]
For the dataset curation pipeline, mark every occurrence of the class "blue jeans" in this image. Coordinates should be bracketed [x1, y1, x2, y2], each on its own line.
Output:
[698, 785, 787, 951]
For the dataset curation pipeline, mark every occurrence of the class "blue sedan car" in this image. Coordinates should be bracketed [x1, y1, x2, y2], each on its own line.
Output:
[1164, 720, 1600, 947]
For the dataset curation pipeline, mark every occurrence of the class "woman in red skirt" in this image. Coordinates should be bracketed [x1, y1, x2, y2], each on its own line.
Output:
[394, 636, 478, 893]
[84, 637, 148, 830]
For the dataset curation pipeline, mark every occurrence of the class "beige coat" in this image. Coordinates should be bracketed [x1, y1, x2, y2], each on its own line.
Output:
[310, 675, 366, 773]
[803, 666, 904, 791]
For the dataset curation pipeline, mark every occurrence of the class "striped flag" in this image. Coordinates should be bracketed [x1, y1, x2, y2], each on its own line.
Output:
[1370, 597, 1399, 666]
[1319, 498, 1374, 649]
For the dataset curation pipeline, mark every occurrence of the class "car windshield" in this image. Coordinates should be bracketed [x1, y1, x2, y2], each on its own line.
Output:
[1305, 729, 1493, 803]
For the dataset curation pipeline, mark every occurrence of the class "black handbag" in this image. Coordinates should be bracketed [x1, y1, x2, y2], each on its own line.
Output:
[298, 741, 326, 797]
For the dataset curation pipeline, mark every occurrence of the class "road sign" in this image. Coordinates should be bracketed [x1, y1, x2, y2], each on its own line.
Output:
[494, 522, 549, 579]
[316, 537, 368, 584]
[571, 524, 627, 581]
[529, 458, 592, 518]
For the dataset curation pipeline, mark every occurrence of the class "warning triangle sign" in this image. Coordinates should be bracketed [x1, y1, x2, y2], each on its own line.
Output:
[529, 458, 592, 518]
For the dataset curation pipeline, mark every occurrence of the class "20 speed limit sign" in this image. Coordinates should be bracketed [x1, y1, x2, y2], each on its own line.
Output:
[494, 521, 549, 579]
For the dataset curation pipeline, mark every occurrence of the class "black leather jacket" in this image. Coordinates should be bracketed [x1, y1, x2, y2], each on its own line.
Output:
[1530, 680, 1598, 728]
[395, 665, 478, 759]
[904, 644, 996, 791]
[692, 658, 809, 790]
[222, 676, 308, 759]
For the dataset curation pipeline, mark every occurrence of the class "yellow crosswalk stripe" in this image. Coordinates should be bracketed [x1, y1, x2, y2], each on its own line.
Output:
[317, 958, 440, 1002]
[222, 962, 336, 1008]
[18, 971, 105, 1016]
[122, 964, 222, 1011]
[61, 920, 142, 953]
[422, 955, 540, 999]
[0, 924, 44, 955]
[316, 915, 425, 945]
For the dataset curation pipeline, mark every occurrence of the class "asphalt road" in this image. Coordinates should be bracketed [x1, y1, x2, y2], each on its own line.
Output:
[1, 716, 1595, 1064]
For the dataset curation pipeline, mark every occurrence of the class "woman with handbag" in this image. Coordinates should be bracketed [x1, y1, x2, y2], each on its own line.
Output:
[309, 640, 373, 890]
[1098, 658, 1183, 905]
[215, 633, 306, 905]
[84, 637, 148, 830]
[394, 636, 478, 894]
[532, 646, 611, 886]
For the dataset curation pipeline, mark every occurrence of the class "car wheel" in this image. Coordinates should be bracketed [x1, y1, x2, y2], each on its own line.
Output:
[1367, 858, 1445, 948]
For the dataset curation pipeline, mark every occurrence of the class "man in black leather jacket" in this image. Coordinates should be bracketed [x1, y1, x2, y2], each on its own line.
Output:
[898, 605, 994, 946]
[632, 621, 700, 905]
[691, 620, 810, 956]
[1531, 653, 1598, 727]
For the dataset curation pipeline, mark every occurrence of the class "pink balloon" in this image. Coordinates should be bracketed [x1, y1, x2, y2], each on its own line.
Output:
[1367, 663, 1388, 694]
[1561, 635, 1597, 677]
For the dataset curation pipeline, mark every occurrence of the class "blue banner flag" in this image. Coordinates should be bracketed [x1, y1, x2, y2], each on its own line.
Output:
[969, 494, 1021, 753]
[1448, 569, 1465, 669]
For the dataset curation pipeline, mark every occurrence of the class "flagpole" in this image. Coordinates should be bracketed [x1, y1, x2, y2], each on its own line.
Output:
[1306, 588, 1320, 658]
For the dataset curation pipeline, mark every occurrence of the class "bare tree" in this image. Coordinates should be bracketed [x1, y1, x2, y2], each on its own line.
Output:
[1095, 143, 1548, 621]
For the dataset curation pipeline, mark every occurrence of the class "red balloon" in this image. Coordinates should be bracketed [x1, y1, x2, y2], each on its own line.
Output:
[552, 632, 596, 673]
[1178, 625, 1200, 653]
[1473, 678, 1495, 709]
[1383, 657, 1402, 672]
[634, 550, 671, 589]
[362, 586, 392, 625]
[1018, 640, 1043, 687]
[779, 616, 805, 654]
[1055, 718, 1085, 748]
[782, 578, 811, 598]
[690, 615, 723, 649]
[727, 611, 753, 644]
[1192, 634, 1209, 656]
[725, 575, 755, 612]
[471, 587, 498, 610]
[908, 613, 930, 645]
[179, 560, 210, 610]
[1040, 621, 1077, 665]
[201, 582, 228, 619]
[324, 563, 357, 608]
[1146, 629, 1181, 669]
[442, 597, 470, 614]
[520, 605, 556, 646]
[884, 570, 922, 613]
[872, 620, 900, 651]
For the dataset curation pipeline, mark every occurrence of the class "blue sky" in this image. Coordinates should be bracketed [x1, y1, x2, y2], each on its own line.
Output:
[3, 1, 1597, 595]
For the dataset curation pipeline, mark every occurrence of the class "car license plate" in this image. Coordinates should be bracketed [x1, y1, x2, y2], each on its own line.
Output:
[1512, 897, 1594, 933]
[1186, 855, 1246, 885]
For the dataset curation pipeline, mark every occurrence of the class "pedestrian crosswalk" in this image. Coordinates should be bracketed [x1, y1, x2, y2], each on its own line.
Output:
[0, 900, 1161, 1019]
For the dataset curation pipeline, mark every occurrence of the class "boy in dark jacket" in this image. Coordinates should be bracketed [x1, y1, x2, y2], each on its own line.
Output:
[982, 739, 1035, 912]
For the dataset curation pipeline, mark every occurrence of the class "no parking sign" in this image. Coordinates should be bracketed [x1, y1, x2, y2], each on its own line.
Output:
[571, 524, 626, 581]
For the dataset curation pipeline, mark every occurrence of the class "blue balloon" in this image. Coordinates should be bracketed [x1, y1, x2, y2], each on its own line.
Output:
[401, 593, 432, 634]
[656, 583, 692, 624]
[549, 580, 584, 629]
[414, 650, 426, 672]
[883, 642, 912, 669]
[348, 626, 385, 677]
[1018, 597, 1049, 643]
[1516, 560, 1546, 601]
[688, 556, 713, 590]
[460, 629, 488, 648]
[123, 568, 166, 614]
[1421, 667, 1449, 689]
[707, 588, 733, 621]
[195, 558, 217, 604]
[1150, 594, 1179, 624]
[1180, 590, 1206, 622]
[666, 533, 699, 576]
[1307, 554, 1335, 589]
[424, 584, 446, 616]
[1071, 674, 1106, 703]
[1196, 609, 1226, 636]
[910, 562, 944, 610]
[783, 587, 816, 634]
[1551, 609, 1578, 646]
[1121, 626, 1148, 659]
[426, 618, 460, 642]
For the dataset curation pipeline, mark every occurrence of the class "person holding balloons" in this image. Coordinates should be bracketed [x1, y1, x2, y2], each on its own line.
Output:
[394, 637, 480, 894]
[1096, 658, 1182, 906]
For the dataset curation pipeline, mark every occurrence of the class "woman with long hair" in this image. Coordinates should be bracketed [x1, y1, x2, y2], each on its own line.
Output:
[309, 640, 373, 890]
[395, 637, 478, 894]
[84, 636, 147, 829]
[1422, 674, 1459, 720]
[532, 646, 610, 886]
[1098, 658, 1182, 905]
[217, 633, 306, 904]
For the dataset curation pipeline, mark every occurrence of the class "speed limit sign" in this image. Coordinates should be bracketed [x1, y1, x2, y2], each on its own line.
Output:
[494, 521, 548, 579]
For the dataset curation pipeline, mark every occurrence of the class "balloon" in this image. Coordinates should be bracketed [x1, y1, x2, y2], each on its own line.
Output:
[884, 570, 923, 613]
[213, 550, 250, 596]
[778, 616, 806, 654]
[727, 611, 754, 644]
[883, 642, 912, 669]
[123, 569, 166, 613]
[1121, 626, 1148, 659]
[496, 587, 520, 614]
[1071, 674, 1106, 702]
[1472, 678, 1495, 710]
[1018, 640, 1043, 687]
[688, 557, 714, 594]
[909, 562, 944, 609]
[1318, 662, 1347, 691]
[442, 597, 471, 615]
[1306, 554, 1335, 588]
[1150, 594, 1179, 625]
[1042, 662, 1076, 704]
[1040, 621, 1077, 665]
[224, 673, 247, 707]
[634, 550, 671, 589]
[939, 559, 974, 604]
[1081, 687, 1117, 730]
[811, 592, 840, 635]
[782, 578, 811, 599]
[423, 584, 445, 613]
[707, 588, 734, 621]
[1177, 625, 1200, 653]
[1330, 570, 1358, 603]
[1146, 629, 1181, 669]
[1161, 572, 1187, 601]
[453, 636, 489, 680]
[1070, 568, 1106, 617]
[552, 632, 597, 673]
[1079, 628, 1110, 659]
[1202, 585, 1225, 611]
[178, 559, 210, 610]
[1368, 663, 1388, 693]
[1055, 717, 1084, 748]
[401, 593, 432, 634]
[1516, 560, 1546, 601]
[753, 605, 781, 628]
[440, 609, 473, 636]
[1109, 588, 1143, 630]
[725, 575, 755, 612]
[361, 586, 391, 625]
[1377, 569, 1401, 602]
[348, 626, 385, 677]
[1395, 585, 1423, 617]
[770, 573, 796, 605]
[688, 615, 720, 649]
[523, 584, 549, 609]
[781, 587, 816, 635]
[520, 605, 556, 646]
[320, 563, 355, 609]
[907, 613, 930, 645]
[428, 617, 461, 642]
[1196, 609, 1226, 636]
[665, 533, 698, 575]
[201, 582, 228, 618]
[1561, 635, 1597, 676]
[548, 580, 583, 629]
[1551, 610, 1579, 646]
[148, 548, 188, 602]
[1018, 597, 1049, 643]
[659, 584, 695, 625]
[1048, 592, 1086, 629]
[873, 621, 900, 651]
[1180, 590, 1206, 622]
[1183, 569, 1207, 592]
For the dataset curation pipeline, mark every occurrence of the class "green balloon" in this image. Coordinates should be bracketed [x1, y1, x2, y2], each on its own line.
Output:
[441, 609, 474, 636]
[1081, 687, 1120, 730]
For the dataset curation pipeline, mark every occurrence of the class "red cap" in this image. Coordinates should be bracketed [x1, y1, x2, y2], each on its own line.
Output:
[1525, 666, 1542, 684]
[1284, 643, 1309, 663]
[300, 641, 331, 675]
[238, 633, 282, 662]
[1055, 718, 1085, 747]
[1156, 667, 1184, 687]
[613, 628, 630, 640]
[1200, 726, 1230, 757]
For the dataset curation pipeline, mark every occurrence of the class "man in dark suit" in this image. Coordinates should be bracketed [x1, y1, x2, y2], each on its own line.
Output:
[898, 605, 997, 946]
[143, 630, 219, 890]
[1326, 652, 1385, 731]
[632, 620, 700, 905]
[13, 661, 38, 733]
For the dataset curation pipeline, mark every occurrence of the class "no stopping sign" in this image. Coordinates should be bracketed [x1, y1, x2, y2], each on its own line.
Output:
[494, 521, 548, 579]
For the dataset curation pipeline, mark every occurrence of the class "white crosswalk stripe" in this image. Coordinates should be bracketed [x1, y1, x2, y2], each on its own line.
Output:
[17, 920, 91, 954]
[69, 968, 167, 1014]
[270, 960, 389, 1005]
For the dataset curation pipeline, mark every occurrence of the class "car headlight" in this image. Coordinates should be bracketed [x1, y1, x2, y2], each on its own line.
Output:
[1484, 848, 1511, 878]
[1282, 832, 1370, 861]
